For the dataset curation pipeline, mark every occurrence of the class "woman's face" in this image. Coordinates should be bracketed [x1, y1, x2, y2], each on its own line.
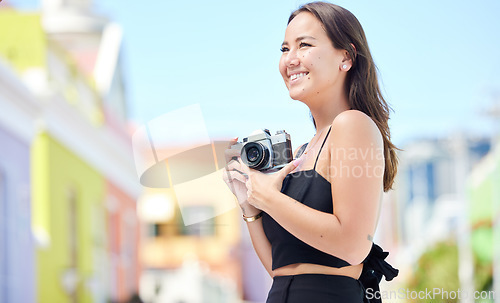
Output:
[279, 12, 348, 104]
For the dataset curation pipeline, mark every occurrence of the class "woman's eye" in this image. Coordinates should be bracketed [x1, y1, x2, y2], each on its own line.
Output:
[280, 47, 289, 53]
[300, 42, 312, 48]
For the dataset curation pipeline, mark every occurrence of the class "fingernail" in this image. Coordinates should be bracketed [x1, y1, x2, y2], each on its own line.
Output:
[232, 137, 239, 141]
[292, 157, 303, 167]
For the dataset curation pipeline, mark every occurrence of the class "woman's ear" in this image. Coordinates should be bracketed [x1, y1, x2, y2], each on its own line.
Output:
[340, 49, 353, 71]
[350, 43, 357, 58]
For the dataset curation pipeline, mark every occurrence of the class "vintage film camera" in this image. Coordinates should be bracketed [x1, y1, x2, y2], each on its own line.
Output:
[231, 129, 293, 172]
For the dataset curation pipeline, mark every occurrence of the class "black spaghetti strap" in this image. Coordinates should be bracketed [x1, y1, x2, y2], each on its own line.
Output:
[313, 126, 332, 170]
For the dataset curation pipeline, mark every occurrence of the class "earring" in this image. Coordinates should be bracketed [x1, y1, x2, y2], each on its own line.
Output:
[342, 64, 348, 70]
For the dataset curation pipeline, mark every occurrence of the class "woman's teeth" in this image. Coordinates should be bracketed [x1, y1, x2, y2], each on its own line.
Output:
[290, 72, 308, 81]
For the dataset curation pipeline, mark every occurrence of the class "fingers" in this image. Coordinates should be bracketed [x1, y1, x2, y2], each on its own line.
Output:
[224, 160, 249, 182]
[224, 137, 241, 164]
[223, 170, 248, 184]
[238, 160, 252, 176]
[279, 157, 303, 178]
[226, 159, 247, 175]
[227, 137, 238, 148]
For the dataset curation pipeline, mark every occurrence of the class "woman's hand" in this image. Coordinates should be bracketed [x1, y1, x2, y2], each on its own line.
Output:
[223, 138, 261, 216]
[240, 157, 302, 212]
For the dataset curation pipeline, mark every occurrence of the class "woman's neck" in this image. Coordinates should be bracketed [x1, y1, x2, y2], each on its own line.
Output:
[309, 95, 351, 132]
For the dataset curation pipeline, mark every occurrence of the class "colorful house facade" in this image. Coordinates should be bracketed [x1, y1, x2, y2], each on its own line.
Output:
[1, 3, 142, 303]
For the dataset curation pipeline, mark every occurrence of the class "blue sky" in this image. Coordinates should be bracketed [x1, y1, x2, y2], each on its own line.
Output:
[8, 0, 500, 148]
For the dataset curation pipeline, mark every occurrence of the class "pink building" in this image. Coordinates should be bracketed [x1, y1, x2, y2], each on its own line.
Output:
[107, 181, 142, 302]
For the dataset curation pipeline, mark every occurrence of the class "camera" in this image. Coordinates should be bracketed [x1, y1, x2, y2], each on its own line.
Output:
[231, 129, 293, 172]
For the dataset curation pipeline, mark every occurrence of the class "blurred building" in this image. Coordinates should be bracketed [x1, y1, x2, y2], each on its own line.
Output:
[393, 135, 491, 262]
[0, 1, 142, 303]
[131, 126, 274, 302]
[136, 157, 256, 302]
[131, 107, 273, 302]
[468, 139, 500, 297]
[379, 133, 493, 301]
[0, 51, 38, 303]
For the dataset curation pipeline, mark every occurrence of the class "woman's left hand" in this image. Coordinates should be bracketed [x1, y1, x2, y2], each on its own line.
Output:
[240, 157, 303, 211]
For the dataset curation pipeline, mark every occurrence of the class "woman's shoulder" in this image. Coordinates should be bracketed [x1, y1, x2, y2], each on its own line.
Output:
[330, 109, 382, 145]
[332, 109, 375, 128]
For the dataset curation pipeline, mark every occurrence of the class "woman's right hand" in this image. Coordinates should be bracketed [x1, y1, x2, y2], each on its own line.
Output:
[223, 138, 261, 217]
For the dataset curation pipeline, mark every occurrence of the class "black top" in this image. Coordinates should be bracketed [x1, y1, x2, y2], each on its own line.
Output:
[261, 126, 398, 303]
[262, 127, 351, 270]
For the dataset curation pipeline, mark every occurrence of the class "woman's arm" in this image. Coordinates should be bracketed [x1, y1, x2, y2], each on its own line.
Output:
[244, 110, 384, 265]
[224, 142, 306, 276]
[223, 142, 279, 277]
[224, 162, 274, 276]
[245, 217, 274, 277]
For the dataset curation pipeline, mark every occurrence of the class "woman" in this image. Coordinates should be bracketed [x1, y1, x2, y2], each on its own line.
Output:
[224, 2, 398, 302]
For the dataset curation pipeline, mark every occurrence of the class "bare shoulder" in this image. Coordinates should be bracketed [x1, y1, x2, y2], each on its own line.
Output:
[332, 109, 378, 133]
[330, 110, 382, 146]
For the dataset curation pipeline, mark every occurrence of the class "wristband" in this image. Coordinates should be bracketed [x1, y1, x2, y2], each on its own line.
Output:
[242, 211, 263, 223]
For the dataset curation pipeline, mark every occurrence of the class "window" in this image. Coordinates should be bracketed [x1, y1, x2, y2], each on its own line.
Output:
[67, 188, 78, 303]
[146, 223, 162, 238]
[122, 209, 137, 291]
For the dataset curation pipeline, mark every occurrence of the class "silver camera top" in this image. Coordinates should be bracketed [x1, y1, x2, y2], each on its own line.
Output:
[242, 129, 290, 143]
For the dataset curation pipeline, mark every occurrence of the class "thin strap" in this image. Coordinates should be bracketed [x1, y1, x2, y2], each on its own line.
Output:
[313, 126, 332, 170]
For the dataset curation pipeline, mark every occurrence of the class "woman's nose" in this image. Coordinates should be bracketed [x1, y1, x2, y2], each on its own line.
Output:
[285, 50, 300, 67]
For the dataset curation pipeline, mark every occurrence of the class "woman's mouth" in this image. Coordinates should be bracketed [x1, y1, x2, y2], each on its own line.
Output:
[290, 72, 309, 81]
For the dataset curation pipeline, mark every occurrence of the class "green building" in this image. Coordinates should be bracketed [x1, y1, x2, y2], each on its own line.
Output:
[468, 141, 500, 296]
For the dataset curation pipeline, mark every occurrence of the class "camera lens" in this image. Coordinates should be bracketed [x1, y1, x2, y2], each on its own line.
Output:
[242, 142, 269, 170]
[247, 147, 260, 162]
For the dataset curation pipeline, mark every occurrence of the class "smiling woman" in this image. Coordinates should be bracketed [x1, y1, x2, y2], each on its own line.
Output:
[279, 14, 347, 108]
[224, 2, 399, 302]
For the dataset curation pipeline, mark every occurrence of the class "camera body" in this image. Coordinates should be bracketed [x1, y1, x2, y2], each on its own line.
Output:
[232, 129, 293, 172]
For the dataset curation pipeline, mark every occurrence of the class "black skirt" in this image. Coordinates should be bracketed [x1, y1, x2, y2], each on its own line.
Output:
[266, 274, 364, 303]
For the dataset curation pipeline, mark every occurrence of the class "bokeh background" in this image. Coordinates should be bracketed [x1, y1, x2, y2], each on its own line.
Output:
[1, 0, 499, 302]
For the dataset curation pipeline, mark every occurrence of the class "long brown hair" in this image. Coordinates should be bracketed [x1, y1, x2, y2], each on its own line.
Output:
[289, 2, 399, 192]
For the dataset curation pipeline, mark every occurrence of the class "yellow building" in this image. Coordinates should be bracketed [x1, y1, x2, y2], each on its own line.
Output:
[32, 133, 106, 303]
